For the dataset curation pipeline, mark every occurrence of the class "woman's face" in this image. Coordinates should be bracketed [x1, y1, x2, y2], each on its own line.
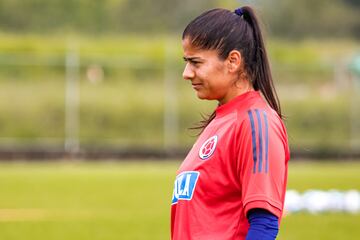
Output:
[182, 37, 240, 104]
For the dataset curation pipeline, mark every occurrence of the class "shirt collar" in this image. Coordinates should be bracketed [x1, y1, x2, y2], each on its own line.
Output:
[215, 91, 260, 117]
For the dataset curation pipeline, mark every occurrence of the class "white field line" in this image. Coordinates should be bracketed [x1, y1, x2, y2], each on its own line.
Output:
[0, 209, 96, 222]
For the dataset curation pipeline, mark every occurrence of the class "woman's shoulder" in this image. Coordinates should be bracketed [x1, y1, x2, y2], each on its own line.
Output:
[233, 103, 285, 134]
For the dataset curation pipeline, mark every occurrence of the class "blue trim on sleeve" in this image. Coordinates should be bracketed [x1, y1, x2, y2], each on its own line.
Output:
[262, 111, 269, 173]
[246, 209, 279, 240]
[255, 109, 263, 173]
[247, 110, 257, 174]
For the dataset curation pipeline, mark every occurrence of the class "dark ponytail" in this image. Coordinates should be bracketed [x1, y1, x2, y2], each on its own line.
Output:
[184, 6, 282, 133]
[240, 6, 282, 119]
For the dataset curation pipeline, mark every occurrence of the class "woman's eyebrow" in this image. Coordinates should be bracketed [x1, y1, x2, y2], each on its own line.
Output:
[183, 56, 202, 61]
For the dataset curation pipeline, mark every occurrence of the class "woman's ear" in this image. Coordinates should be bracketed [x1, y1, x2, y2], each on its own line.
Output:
[227, 50, 242, 73]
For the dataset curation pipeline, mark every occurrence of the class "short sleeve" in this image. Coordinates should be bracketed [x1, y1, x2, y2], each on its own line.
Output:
[236, 108, 289, 218]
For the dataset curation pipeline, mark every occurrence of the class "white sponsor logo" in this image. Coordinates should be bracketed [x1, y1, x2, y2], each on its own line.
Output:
[172, 171, 200, 205]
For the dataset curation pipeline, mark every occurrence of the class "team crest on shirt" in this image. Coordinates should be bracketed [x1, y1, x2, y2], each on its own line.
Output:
[198, 135, 218, 160]
[172, 171, 200, 205]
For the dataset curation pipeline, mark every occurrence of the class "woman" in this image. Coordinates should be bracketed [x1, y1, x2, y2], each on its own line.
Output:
[171, 6, 290, 240]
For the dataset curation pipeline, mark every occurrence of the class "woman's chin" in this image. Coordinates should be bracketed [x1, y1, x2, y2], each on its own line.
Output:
[195, 92, 206, 99]
[196, 92, 214, 101]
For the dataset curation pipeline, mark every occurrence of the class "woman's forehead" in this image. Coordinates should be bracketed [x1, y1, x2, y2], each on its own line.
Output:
[182, 38, 197, 53]
[182, 38, 219, 59]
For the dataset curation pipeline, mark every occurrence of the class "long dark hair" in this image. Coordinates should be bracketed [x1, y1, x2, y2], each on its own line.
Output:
[183, 6, 282, 133]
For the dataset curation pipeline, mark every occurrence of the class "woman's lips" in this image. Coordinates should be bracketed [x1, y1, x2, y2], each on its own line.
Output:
[191, 83, 202, 90]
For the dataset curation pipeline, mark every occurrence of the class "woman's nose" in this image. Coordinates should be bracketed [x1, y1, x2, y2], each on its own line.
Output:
[182, 63, 195, 80]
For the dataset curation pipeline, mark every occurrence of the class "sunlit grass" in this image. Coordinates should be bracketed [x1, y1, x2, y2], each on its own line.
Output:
[0, 160, 359, 239]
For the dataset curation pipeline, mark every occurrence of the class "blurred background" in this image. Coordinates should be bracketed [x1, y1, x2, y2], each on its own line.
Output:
[0, 0, 359, 239]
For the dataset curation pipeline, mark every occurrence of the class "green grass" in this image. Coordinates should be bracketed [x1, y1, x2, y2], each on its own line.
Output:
[0, 160, 359, 239]
[0, 161, 176, 240]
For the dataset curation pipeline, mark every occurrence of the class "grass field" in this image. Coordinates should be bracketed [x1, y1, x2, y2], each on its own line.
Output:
[0, 160, 359, 240]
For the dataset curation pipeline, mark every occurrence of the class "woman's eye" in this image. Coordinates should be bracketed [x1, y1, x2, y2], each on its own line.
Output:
[183, 58, 201, 67]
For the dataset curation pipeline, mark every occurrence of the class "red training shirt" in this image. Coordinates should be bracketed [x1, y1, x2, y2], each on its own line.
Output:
[171, 91, 290, 240]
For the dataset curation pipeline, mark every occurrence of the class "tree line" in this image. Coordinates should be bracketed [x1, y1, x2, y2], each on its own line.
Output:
[0, 0, 358, 38]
